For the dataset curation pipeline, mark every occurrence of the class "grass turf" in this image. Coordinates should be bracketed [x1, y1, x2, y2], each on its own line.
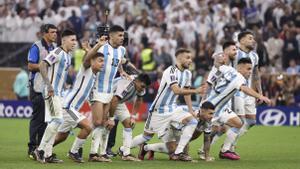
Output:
[0, 118, 299, 169]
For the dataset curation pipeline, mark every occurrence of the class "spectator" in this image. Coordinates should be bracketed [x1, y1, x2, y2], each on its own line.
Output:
[68, 10, 83, 39]
[13, 67, 29, 100]
[286, 59, 300, 75]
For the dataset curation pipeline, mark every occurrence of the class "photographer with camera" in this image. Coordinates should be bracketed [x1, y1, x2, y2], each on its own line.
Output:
[87, 25, 135, 162]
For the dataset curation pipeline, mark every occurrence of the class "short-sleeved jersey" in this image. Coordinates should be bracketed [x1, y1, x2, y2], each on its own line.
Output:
[43, 47, 72, 97]
[233, 49, 259, 88]
[149, 66, 192, 114]
[95, 43, 126, 94]
[112, 76, 146, 103]
[205, 65, 246, 113]
[63, 65, 96, 110]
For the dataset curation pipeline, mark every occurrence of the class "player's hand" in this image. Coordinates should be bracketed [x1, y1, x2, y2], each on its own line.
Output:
[205, 156, 215, 162]
[97, 35, 107, 46]
[196, 84, 207, 95]
[105, 119, 115, 130]
[120, 71, 131, 80]
[47, 85, 54, 97]
[258, 96, 271, 105]
[82, 41, 91, 51]
[190, 110, 199, 119]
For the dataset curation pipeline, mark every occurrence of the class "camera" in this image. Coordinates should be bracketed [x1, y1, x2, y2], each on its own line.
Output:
[96, 25, 109, 38]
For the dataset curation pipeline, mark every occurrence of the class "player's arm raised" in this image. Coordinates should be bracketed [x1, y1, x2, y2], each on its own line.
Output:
[84, 36, 107, 68]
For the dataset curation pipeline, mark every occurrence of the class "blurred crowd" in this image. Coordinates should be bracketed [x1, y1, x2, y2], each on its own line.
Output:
[1, 0, 300, 106]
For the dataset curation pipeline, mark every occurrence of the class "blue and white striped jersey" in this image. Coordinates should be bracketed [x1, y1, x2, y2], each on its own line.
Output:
[205, 65, 246, 114]
[149, 66, 192, 114]
[94, 43, 126, 94]
[63, 65, 96, 110]
[112, 76, 146, 103]
[43, 47, 71, 97]
[233, 49, 258, 88]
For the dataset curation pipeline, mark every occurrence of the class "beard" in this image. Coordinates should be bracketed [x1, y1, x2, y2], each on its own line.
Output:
[246, 44, 255, 51]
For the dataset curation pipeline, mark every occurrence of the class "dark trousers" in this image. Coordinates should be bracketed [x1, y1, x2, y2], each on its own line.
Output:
[28, 86, 47, 153]
[107, 119, 119, 150]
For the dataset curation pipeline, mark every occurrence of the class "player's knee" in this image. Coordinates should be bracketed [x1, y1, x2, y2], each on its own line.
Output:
[85, 125, 93, 134]
[93, 119, 103, 126]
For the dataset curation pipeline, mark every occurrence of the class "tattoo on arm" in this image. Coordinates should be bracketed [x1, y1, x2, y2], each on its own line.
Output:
[203, 133, 211, 158]
[253, 66, 262, 94]
[39, 61, 51, 87]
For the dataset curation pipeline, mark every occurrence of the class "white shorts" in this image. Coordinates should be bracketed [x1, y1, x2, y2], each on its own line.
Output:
[58, 107, 86, 133]
[115, 103, 131, 122]
[45, 96, 63, 122]
[233, 95, 256, 116]
[212, 107, 237, 126]
[90, 91, 113, 104]
[144, 107, 192, 138]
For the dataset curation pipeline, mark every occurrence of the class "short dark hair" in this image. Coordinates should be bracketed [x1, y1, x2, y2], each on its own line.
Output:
[222, 41, 236, 50]
[200, 101, 215, 110]
[238, 31, 254, 42]
[40, 24, 57, 33]
[136, 73, 152, 86]
[93, 52, 104, 60]
[61, 29, 76, 38]
[238, 57, 252, 65]
[109, 25, 124, 33]
[175, 48, 191, 57]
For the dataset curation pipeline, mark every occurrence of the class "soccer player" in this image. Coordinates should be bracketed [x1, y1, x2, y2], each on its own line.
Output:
[27, 24, 57, 159]
[130, 48, 206, 161]
[87, 25, 131, 162]
[108, 73, 151, 161]
[204, 57, 271, 160]
[51, 38, 106, 163]
[139, 101, 215, 162]
[230, 31, 263, 158]
[34, 29, 77, 163]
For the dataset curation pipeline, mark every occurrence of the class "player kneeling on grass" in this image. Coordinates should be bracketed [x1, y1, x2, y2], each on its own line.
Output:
[108, 73, 151, 161]
[52, 39, 105, 163]
[139, 101, 215, 162]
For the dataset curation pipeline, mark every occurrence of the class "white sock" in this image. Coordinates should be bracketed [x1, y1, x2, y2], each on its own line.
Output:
[211, 132, 222, 145]
[231, 121, 249, 150]
[44, 134, 56, 158]
[174, 122, 197, 154]
[122, 128, 132, 156]
[222, 128, 239, 152]
[144, 143, 169, 154]
[38, 120, 61, 151]
[99, 128, 109, 155]
[130, 134, 151, 148]
[71, 137, 86, 154]
[90, 127, 103, 154]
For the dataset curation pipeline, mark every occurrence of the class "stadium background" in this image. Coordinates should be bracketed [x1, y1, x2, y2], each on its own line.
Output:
[0, 0, 299, 168]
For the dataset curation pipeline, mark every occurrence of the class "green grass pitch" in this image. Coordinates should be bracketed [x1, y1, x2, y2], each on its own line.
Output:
[0, 118, 299, 169]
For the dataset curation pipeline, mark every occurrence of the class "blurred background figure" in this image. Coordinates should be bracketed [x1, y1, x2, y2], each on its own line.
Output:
[13, 66, 29, 100]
